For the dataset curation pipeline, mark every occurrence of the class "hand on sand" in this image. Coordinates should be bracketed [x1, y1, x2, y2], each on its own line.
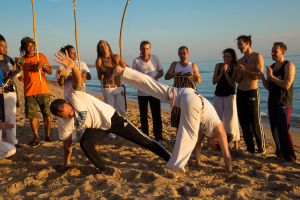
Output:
[54, 50, 76, 71]
[111, 65, 125, 79]
[0, 121, 14, 130]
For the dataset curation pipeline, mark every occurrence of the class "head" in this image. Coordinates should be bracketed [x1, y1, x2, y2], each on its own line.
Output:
[236, 35, 252, 53]
[178, 46, 189, 61]
[19, 36, 35, 56]
[207, 137, 221, 152]
[222, 48, 237, 64]
[50, 99, 74, 118]
[272, 42, 287, 62]
[96, 40, 117, 66]
[140, 40, 151, 57]
[0, 34, 7, 55]
[60, 45, 76, 61]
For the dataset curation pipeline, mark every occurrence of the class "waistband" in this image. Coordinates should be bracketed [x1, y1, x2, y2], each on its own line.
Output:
[103, 85, 122, 89]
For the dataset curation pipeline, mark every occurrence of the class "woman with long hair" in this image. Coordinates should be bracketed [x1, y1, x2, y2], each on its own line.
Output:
[212, 48, 240, 150]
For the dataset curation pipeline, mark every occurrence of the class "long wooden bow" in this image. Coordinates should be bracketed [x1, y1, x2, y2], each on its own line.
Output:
[119, 0, 130, 64]
[31, 0, 42, 83]
[73, 0, 81, 72]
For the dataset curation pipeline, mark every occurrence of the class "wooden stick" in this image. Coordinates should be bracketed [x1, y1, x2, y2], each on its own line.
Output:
[31, 0, 42, 83]
[73, 0, 81, 72]
[119, 0, 130, 64]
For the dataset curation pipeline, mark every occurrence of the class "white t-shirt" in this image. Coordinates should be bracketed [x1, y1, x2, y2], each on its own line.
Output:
[174, 61, 193, 75]
[132, 54, 163, 96]
[57, 88, 115, 140]
[55, 60, 90, 98]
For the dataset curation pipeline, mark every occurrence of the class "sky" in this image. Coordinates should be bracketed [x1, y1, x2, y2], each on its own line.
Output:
[1, 0, 300, 65]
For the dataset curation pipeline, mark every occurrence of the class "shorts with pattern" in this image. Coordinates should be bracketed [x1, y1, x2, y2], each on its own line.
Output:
[25, 94, 51, 119]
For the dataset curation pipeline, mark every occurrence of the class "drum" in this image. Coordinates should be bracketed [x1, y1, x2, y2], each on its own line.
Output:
[171, 74, 197, 128]
[3, 70, 23, 88]
[173, 74, 197, 90]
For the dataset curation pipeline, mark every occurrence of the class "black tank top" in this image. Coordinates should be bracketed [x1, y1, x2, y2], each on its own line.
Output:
[214, 63, 235, 96]
[268, 60, 293, 107]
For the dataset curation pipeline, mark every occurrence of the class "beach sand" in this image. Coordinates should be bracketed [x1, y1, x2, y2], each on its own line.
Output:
[0, 79, 299, 199]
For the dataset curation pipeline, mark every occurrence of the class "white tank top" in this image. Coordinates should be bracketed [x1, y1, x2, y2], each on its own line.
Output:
[174, 61, 193, 75]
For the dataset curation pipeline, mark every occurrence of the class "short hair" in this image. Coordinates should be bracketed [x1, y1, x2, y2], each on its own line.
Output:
[223, 48, 238, 64]
[237, 35, 252, 47]
[60, 44, 74, 55]
[140, 40, 151, 48]
[0, 34, 6, 42]
[50, 99, 67, 116]
[178, 46, 188, 52]
[273, 42, 287, 51]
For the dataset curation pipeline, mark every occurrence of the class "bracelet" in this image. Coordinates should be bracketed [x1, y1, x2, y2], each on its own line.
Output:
[42, 64, 47, 69]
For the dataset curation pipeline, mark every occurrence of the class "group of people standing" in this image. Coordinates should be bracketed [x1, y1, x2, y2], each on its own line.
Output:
[0, 33, 296, 174]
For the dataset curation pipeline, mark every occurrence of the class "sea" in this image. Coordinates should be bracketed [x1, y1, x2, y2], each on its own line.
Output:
[48, 55, 300, 132]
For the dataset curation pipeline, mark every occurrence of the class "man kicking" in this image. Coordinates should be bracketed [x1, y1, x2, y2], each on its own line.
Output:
[54, 51, 232, 173]
[51, 51, 171, 173]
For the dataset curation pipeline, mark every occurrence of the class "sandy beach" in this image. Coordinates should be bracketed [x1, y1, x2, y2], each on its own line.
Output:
[0, 79, 299, 199]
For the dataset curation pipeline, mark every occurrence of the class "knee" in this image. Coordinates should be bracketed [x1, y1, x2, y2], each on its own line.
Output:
[80, 138, 93, 150]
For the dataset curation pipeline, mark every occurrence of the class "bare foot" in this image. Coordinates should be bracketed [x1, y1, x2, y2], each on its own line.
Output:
[234, 141, 239, 150]
[111, 65, 125, 79]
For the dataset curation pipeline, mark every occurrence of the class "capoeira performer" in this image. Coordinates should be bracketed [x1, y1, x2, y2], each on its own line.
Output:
[54, 51, 232, 173]
[51, 51, 171, 173]
[113, 64, 232, 173]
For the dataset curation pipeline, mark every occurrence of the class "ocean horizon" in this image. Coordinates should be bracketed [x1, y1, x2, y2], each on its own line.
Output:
[48, 55, 300, 130]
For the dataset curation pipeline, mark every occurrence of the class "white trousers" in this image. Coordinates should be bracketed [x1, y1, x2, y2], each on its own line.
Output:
[102, 87, 126, 116]
[213, 94, 240, 141]
[0, 92, 18, 145]
[0, 141, 16, 160]
[122, 68, 206, 172]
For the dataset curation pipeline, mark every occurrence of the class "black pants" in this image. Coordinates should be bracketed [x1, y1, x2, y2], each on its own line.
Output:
[237, 89, 266, 153]
[269, 105, 296, 161]
[138, 96, 163, 140]
[80, 112, 170, 170]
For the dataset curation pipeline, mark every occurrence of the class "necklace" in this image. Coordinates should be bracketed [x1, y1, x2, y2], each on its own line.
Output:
[244, 53, 253, 63]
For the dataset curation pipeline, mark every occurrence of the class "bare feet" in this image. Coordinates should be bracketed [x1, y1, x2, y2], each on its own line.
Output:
[111, 65, 125, 79]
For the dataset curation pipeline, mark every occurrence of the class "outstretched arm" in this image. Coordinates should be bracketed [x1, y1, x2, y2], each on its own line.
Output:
[214, 123, 232, 172]
[194, 130, 205, 165]
[54, 51, 82, 88]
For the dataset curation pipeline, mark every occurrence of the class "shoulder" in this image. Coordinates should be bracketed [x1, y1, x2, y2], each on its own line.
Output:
[254, 52, 263, 60]
[39, 53, 47, 58]
[151, 54, 159, 59]
[114, 54, 120, 59]
[191, 62, 198, 69]
[286, 60, 295, 70]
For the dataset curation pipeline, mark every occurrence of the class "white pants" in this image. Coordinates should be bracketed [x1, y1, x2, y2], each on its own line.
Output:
[0, 92, 18, 145]
[0, 141, 16, 160]
[102, 87, 126, 116]
[213, 94, 240, 141]
[122, 68, 220, 172]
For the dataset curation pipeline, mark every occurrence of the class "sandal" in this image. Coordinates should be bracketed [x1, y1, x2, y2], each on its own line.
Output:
[45, 136, 54, 142]
[28, 138, 40, 146]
